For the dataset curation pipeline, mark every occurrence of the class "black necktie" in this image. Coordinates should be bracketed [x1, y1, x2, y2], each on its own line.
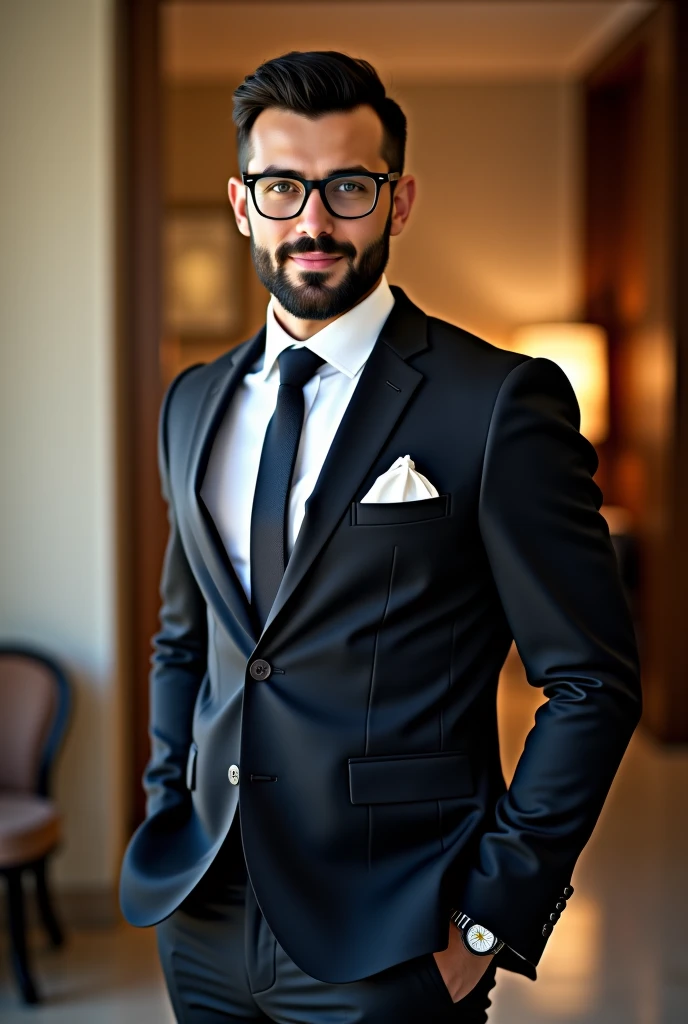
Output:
[250, 345, 326, 630]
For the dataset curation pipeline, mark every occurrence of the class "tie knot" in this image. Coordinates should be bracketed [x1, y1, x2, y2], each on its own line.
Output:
[277, 345, 326, 389]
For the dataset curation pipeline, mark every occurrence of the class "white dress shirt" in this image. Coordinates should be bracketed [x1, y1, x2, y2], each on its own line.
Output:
[200, 274, 395, 602]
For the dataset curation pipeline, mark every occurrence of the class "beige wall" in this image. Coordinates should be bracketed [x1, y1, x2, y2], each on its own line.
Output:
[390, 80, 582, 346]
[163, 81, 271, 354]
[0, 0, 121, 890]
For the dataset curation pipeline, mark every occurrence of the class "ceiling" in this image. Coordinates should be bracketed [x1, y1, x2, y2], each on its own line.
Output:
[162, 1, 657, 83]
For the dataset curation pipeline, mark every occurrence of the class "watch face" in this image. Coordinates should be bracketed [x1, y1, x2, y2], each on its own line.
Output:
[466, 923, 495, 953]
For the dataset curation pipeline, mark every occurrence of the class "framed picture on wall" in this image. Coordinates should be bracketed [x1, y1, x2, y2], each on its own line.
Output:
[163, 206, 245, 336]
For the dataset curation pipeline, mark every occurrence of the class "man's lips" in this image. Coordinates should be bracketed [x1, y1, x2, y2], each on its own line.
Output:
[289, 254, 344, 271]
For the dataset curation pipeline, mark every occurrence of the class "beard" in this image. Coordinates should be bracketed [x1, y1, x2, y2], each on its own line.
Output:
[249, 212, 392, 321]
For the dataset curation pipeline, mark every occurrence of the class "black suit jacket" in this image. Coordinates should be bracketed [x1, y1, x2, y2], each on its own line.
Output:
[118, 286, 641, 983]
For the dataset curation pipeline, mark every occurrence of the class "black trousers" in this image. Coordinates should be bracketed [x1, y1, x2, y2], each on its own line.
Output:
[156, 821, 497, 1024]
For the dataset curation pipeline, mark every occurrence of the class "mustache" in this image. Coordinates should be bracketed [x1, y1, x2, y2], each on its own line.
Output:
[275, 236, 357, 263]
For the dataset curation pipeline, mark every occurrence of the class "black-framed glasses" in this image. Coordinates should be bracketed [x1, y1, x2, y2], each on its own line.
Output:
[242, 170, 401, 220]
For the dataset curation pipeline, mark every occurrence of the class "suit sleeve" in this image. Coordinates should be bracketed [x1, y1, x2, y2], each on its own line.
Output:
[460, 356, 642, 975]
[142, 365, 208, 822]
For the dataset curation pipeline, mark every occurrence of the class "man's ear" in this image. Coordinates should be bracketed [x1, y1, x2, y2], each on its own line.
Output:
[389, 174, 416, 238]
[228, 176, 251, 238]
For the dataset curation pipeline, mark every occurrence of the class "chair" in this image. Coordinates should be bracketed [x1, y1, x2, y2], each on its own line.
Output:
[0, 645, 72, 1004]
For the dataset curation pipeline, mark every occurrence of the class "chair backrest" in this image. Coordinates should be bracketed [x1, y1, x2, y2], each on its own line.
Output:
[0, 647, 71, 795]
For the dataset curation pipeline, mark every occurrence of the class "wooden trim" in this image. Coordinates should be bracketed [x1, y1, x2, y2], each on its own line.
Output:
[669, 0, 688, 740]
[119, 0, 166, 829]
[584, 10, 653, 88]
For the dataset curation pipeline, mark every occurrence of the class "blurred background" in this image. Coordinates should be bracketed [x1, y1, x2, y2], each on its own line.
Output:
[1, 0, 687, 1020]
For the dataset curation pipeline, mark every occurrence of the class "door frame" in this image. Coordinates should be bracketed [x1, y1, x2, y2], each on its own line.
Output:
[118, 0, 166, 829]
[583, 2, 688, 741]
[119, 2, 688, 837]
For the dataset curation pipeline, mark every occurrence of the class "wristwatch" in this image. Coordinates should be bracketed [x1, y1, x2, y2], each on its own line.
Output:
[450, 909, 505, 957]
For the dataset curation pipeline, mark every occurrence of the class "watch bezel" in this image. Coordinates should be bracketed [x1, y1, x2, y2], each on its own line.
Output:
[464, 922, 497, 955]
[450, 910, 504, 957]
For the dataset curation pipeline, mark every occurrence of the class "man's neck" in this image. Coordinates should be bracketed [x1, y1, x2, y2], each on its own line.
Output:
[270, 277, 383, 341]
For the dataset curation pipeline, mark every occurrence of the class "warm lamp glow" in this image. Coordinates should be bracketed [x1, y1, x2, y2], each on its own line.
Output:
[512, 323, 609, 444]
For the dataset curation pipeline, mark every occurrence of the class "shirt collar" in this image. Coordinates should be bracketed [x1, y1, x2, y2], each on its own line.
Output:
[260, 274, 395, 382]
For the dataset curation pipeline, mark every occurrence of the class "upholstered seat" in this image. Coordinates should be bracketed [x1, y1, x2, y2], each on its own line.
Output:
[0, 794, 61, 867]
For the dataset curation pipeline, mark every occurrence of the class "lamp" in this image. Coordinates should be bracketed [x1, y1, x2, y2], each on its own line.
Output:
[511, 323, 609, 445]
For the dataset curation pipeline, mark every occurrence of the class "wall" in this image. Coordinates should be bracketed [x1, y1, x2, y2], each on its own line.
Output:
[390, 80, 582, 347]
[0, 0, 121, 895]
[163, 80, 268, 368]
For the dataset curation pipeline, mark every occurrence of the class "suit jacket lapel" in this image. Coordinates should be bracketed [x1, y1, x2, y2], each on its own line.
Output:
[185, 326, 267, 652]
[260, 287, 429, 640]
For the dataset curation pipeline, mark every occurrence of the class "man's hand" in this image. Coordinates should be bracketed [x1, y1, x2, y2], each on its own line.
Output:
[432, 920, 493, 1003]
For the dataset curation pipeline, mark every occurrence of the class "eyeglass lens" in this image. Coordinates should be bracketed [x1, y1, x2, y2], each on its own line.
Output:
[253, 175, 378, 218]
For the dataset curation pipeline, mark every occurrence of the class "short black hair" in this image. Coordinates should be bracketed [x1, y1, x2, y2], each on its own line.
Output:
[233, 50, 407, 174]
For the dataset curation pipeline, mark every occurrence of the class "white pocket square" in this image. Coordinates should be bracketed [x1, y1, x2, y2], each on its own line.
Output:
[360, 455, 440, 503]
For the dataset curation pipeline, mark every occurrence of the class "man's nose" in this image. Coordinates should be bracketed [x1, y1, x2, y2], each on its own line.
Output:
[295, 188, 335, 238]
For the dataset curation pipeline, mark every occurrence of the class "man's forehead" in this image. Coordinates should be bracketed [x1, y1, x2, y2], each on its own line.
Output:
[247, 106, 386, 174]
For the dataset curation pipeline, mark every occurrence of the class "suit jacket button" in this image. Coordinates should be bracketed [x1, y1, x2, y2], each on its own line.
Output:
[249, 659, 272, 680]
[542, 923, 553, 937]
[555, 901, 566, 912]
[563, 886, 574, 898]
[228, 765, 240, 785]
[549, 912, 559, 923]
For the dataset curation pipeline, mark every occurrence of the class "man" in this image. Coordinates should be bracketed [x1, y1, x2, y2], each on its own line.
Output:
[119, 51, 642, 1023]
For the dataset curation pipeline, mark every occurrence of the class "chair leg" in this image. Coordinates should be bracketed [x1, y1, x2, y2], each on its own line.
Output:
[5, 867, 40, 1004]
[34, 856, 64, 947]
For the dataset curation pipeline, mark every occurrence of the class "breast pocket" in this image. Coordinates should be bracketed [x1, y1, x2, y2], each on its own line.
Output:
[351, 493, 450, 527]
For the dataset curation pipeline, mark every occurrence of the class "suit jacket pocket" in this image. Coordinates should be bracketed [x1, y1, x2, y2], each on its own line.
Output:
[351, 493, 450, 526]
[348, 750, 473, 804]
[185, 741, 198, 791]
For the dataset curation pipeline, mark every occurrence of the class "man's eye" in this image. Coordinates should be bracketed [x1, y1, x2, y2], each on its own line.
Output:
[335, 181, 363, 192]
[269, 181, 297, 194]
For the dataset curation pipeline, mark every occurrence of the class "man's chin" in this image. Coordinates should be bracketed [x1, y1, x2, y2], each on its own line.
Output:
[281, 295, 344, 321]
[275, 272, 345, 313]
